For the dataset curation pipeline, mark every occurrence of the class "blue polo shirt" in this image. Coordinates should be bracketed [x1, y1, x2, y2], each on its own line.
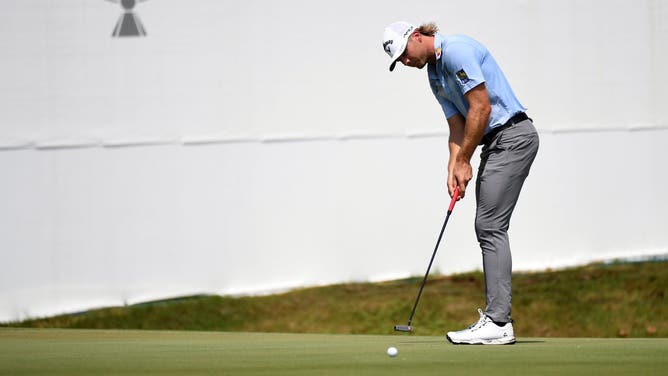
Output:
[428, 33, 525, 135]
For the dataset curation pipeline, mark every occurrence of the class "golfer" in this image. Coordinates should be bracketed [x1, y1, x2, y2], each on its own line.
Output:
[383, 21, 539, 345]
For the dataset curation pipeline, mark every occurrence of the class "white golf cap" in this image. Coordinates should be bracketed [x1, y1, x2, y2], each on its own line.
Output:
[382, 21, 416, 71]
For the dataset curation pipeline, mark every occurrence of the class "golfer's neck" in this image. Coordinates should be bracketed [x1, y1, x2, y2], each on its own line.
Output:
[424, 35, 436, 64]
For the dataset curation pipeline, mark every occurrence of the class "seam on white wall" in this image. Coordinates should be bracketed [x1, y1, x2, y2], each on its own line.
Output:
[34, 140, 101, 150]
[0, 141, 34, 151]
[1, 126, 667, 152]
[182, 135, 261, 145]
[102, 138, 180, 148]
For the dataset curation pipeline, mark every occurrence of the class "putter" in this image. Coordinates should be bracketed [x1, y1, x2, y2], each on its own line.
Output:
[394, 187, 461, 333]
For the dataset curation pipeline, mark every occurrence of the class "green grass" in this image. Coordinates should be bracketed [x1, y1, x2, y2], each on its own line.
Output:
[1, 329, 666, 376]
[4, 260, 667, 338]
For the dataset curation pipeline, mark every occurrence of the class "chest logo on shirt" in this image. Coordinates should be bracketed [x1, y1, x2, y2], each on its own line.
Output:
[456, 69, 470, 84]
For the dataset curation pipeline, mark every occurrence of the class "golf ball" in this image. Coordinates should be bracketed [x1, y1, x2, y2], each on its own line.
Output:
[387, 346, 398, 357]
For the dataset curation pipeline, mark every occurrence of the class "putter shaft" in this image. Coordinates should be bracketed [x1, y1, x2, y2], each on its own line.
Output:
[395, 188, 460, 332]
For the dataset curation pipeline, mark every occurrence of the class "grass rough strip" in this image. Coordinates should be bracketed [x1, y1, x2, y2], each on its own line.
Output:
[3, 260, 666, 337]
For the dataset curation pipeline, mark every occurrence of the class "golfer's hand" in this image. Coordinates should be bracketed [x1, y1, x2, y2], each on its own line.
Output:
[447, 173, 459, 200]
[452, 160, 472, 198]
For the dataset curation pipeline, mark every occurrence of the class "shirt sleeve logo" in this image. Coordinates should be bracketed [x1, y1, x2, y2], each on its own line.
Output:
[456, 69, 470, 84]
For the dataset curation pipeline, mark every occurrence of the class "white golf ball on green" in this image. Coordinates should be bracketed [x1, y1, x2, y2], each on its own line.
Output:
[386, 346, 398, 357]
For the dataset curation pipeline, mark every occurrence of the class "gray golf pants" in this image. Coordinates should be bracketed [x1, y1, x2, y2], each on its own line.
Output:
[475, 119, 539, 323]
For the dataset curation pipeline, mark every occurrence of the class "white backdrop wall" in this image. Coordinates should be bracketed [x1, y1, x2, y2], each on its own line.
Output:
[1, 0, 667, 321]
[2, 0, 667, 144]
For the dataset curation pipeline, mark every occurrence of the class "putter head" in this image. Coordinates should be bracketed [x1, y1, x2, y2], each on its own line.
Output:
[394, 325, 413, 332]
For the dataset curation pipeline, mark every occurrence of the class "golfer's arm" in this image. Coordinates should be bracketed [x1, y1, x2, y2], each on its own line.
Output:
[457, 84, 491, 163]
[447, 114, 465, 171]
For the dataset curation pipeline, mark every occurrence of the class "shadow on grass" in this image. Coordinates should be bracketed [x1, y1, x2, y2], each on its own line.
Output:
[396, 339, 445, 345]
[396, 339, 547, 345]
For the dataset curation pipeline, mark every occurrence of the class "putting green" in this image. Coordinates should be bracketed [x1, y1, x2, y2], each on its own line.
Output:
[1, 328, 666, 375]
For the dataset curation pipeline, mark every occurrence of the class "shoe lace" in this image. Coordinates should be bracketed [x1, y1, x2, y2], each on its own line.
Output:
[467, 308, 488, 331]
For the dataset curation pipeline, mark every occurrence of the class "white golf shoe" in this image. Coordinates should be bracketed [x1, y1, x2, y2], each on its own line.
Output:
[446, 308, 516, 345]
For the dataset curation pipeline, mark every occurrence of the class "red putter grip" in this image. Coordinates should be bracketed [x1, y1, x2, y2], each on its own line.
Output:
[448, 187, 460, 212]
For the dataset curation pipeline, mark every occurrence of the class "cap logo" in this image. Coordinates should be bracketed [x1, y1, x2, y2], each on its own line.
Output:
[383, 39, 393, 54]
[403, 26, 414, 37]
